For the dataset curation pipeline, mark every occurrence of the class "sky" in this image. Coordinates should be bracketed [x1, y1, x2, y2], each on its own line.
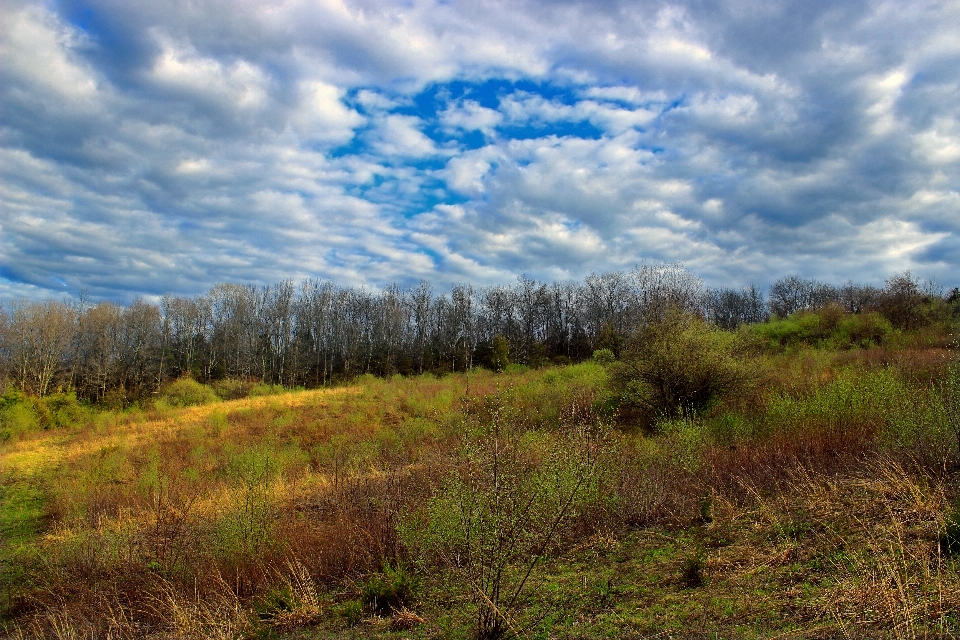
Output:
[1, 0, 959, 302]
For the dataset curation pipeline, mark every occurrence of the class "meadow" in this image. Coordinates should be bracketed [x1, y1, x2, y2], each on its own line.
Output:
[1, 306, 959, 639]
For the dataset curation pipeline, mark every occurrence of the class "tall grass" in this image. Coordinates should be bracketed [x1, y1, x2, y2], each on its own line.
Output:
[1, 346, 956, 638]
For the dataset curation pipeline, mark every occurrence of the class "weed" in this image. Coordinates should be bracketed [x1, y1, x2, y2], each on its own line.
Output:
[339, 600, 363, 627]
[359, 563, 418, 614]
[775, 520, 810, 541]
[257, 559, 323, 630]
[402, 408, 602, 639]
[698, 495, 714, 525]
[941, 504, 960, 557]
[680, 553, 705, 588]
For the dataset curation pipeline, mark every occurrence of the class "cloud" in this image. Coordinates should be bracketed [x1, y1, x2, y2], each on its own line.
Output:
[1, 0, 959, 302]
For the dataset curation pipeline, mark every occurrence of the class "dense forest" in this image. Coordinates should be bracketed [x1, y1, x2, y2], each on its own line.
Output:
[1, 265, 956, 404]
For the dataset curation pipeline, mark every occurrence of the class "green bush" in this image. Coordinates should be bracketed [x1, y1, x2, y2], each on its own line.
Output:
[158, 377, 219, 408]
[339, 600, 363, 627]
[0, 398, 39, 440]
[833, 312, 893, 348]
[941, 504, 960, 557]
[359, 563, 418, 614]
[490, 335, 510, 372]
[0, 389, 90, 437]
[592, 348, 616, 365]
[400, 421, 600, 639]
[210, 378, 256, 401]
[611, 310, 754, 423]
[248, 383, 286, 397]
[746, 306, 893, 351]
[39, 392, 90, 429]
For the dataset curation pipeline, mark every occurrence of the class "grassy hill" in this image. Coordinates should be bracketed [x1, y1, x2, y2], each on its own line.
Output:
[1, 320, 959, 638]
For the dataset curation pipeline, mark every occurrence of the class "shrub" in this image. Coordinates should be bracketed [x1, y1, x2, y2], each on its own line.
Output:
[39, 392, 90, 429]
[490, 335, 510, 372]
[0, 397, 39, 440]
[834, 312, 893, 348]
[943, 356, 960, 465]
[210, 378, 256, 401]
[0, 390, 89, 436]
[592, 348, 616, 365]
[158, 377, 219, 408]
[359, 563, 418, 614]
[248, 383, 286, 397]
[680, 553, 705, 588]
[401, 417, 601, 639]
[611, 310, 754, 424]
[746, 305, 894, 352]
[942, 505, 960, 557]
[340, 600, 363, 627]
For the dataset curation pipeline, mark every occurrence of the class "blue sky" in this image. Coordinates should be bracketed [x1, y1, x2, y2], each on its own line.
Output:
[1, 0, 958, 301]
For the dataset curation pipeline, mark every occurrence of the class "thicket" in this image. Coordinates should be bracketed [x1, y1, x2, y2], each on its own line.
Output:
[610, 310, 755, 424]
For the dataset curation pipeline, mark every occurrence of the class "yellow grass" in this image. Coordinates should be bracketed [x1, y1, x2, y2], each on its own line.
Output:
[1, 386, 363, 477]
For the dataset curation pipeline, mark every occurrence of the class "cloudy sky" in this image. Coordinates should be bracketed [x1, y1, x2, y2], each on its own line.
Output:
[2, 0, 958, 301]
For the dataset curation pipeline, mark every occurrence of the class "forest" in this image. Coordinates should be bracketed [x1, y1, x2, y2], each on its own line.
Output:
[1, 264, 953, 405]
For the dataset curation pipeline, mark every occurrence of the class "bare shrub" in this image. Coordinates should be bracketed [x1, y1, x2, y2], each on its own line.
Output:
[401, 413, 603, 639]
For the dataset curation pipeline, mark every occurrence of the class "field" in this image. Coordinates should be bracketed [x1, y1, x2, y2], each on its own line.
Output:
[2, 322, 959, 638]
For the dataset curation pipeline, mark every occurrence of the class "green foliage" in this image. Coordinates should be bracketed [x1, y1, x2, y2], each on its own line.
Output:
[359, 563, 418, 614]
[339, 600, 363, 627]
[611, 311, 754, 424]
[39, 392, 90, 429]
[592, 348, 616, 365]
[0, 390, 90, 438]
[0, 398, 39, 440]
[210, 378, 256, 400]
[596, 323, 623, 356]
[657, 416, 708, 473]
[249, 383, 286, 397]
[158, 377, 219, 408]
[747, 306, 893, 351]
[680, 553, 705, 588]
[490, 335, 510, 372]
[216, 445, 283, 560]
[943, 356, 960, 463]
[255, 584, 297, 620]
[941, 504, 960, 558]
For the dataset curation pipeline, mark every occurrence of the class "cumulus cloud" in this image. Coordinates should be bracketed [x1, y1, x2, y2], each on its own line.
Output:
[1, 0, 959, 302]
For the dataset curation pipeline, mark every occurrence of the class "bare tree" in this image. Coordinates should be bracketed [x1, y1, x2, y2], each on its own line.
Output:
[73, 302, 122, 402]
[705, 286, 767, 329]
[6, 300, 76, 396]
[768, 275, 839, 317]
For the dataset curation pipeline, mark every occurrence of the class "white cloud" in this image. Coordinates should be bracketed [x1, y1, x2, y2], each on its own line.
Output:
[149, 32, 271, 112]
[440, 100, 503, 135]
[3, 0, 960, 301]
[290, 80, 365, 144]
[913, 118, 960, 165]
[1, 6, 100, 103]
[368, 114, 438, 158]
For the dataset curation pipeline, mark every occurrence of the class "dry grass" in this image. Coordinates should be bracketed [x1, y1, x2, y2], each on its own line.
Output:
[2, 353, 957, 639]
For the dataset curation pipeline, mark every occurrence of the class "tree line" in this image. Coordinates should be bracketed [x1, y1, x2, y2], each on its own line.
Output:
[0, 265, 954, 403]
